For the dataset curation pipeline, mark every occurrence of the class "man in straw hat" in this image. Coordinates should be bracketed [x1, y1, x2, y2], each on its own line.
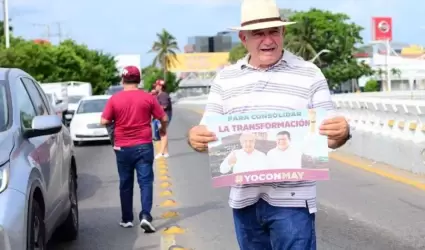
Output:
[188, 0, 351, 249]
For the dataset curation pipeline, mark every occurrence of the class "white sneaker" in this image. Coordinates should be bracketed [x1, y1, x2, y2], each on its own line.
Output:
[163, 153, 169, 158]
[155, 154, 163, 159]
[140, 219, 156, 233]
[119, 221, 134, 228]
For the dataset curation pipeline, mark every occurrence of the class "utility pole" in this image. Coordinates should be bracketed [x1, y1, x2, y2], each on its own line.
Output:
[54, 22, 63, 43]
[31, 21, 64, 43]
[3, 0, 10, 48]
[32, 23, 51, 40]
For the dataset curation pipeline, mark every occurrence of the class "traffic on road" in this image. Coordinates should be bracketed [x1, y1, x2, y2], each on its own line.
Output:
[1, 65, 425, 250]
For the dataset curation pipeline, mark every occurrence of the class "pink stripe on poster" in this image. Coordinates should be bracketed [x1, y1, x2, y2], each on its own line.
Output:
[212, 169, 329, 188]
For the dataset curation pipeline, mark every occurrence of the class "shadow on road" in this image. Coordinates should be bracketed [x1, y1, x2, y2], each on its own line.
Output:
[77, 173, 103, 202]
[155, 201, 224, 230]
[48, 206, 147, 250]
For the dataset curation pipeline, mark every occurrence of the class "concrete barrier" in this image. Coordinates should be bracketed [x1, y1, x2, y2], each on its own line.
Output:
[332, 96, 425, 174]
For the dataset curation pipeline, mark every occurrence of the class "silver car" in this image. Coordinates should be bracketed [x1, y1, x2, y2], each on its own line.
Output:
[0, 68, 79, 249]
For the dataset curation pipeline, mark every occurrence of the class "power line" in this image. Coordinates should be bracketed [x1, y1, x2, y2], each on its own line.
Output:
[31, 21, 64, 43]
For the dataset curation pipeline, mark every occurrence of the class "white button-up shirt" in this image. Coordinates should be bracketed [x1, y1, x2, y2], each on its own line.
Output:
[220, 149, 267, 174]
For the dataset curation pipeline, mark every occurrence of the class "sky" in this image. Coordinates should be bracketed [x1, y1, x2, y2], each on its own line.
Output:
[3, 0, 424, 67]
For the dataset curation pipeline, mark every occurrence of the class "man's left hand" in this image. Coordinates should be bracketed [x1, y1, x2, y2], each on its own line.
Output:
[319, 116, 349, 149]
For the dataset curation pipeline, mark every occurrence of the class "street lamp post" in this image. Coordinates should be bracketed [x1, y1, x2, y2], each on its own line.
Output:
[2, 0, 9, 48]
[369, 40, 392, 91]
[309, 49, 331, 62]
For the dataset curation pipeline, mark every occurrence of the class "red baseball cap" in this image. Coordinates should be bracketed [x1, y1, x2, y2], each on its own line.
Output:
[121, 66, 141, 83]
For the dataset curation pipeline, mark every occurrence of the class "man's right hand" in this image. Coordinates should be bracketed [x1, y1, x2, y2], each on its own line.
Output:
[228, 151, 237, 166]
[188, 125, 217, 152]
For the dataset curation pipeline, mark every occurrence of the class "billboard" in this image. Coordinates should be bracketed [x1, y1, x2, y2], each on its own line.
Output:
[371, 17, 393, 41]
[166, 52, 230, 73]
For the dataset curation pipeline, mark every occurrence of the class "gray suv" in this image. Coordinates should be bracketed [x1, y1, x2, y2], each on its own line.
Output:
[0, 68, 79, 249]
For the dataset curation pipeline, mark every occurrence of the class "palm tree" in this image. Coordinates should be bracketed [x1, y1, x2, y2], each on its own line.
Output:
[149, 29, 179, 81]
[284, 17, 318, 62]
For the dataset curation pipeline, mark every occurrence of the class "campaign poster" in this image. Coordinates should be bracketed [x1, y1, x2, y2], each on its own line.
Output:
[205, 109, 330, 188]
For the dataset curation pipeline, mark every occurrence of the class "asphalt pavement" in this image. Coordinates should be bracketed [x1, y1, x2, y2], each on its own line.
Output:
[49, 106, 425, 250]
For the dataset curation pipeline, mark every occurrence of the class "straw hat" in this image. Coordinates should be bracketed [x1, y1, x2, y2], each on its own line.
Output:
[229, 0, 296, 31]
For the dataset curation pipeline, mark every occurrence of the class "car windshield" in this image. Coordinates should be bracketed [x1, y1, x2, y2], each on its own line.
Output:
[76, 99, 108, 114]
[45, 93, 53, 103]
[0, 82, 8, 132]
[68, 95, 83, 104]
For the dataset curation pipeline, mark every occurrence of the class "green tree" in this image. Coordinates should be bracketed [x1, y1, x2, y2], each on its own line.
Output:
[285, 9, 373, 86]
[227, 8, 374, 87]
[142, 66, 180, 93]
[228, 43, 247, 63]
[0, 37, 120, 94]
[149, 29, 179, 81]
[364, 79, 379, 92]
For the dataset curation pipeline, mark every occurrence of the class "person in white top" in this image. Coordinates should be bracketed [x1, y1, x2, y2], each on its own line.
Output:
[220, 132, 267, 174]
[267, 131, 303, 169]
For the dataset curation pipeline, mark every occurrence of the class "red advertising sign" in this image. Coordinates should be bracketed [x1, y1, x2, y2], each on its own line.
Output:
[371, 17, 393, 41]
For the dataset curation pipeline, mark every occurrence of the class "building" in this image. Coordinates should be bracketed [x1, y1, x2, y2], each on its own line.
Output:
[187, 31, 239, 53]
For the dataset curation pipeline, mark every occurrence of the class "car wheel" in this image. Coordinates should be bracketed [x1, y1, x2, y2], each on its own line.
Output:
[56, 167, 79, 241]
[27, 199, 46, 250]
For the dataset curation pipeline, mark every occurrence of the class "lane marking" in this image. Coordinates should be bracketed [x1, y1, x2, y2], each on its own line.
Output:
[163, 226, 186, 234]
[160, 182, 172, 189]
[161, 234, 176, 250]
[189, 108, 425, 192]
[159, 190, 173, 197]
[159, 175, 171, 181]
[330, 152, 425, 191]
[161, 211, 179, 219]
[168, 246, 191, 250]
[154, 139, 190, 250]
[160, 199, 178, 207]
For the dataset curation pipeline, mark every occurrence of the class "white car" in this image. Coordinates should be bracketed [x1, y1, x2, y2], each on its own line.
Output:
[70, 95, 111, 145]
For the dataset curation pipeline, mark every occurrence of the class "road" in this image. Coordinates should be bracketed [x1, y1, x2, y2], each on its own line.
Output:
[49, 106, 425, 250]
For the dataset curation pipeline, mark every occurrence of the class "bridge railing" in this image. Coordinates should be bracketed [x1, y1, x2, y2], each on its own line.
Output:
[334, 90, 425, 100]
[332, 96, 425, 174]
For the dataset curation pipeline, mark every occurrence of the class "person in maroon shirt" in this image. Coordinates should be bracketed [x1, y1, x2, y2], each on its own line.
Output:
[101, 66, 168, 233]
[154, 79, 172, 159]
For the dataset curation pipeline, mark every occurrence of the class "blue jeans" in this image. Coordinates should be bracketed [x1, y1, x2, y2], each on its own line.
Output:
[152, 120, 160, 141]
[233, 199, 316, 250]
[166, 111, 172, 124]
[114, 143, 154, 222]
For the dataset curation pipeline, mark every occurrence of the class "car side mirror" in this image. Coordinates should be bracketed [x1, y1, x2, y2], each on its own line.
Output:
[23, 115, 62, 138]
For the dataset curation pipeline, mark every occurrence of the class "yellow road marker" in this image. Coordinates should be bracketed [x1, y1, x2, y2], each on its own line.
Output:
[163, 225, 185, 234]
[160, 199, 177, 207]
[158, 164, 168, 170]
[168, 246, 190, 250]
[160, 190, 173, 197]
[159, 169, 168, 175]
[160, 182, 172, 189]
[159, 175, 170, 181]
[161, 211, 179, 219]
[330, 152, 425, 191]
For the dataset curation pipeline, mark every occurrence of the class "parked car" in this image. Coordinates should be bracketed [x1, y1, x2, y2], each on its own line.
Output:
[104, 85, 123, 95]
[0, 68, 79, 249]
[69, 95, 111, 146]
